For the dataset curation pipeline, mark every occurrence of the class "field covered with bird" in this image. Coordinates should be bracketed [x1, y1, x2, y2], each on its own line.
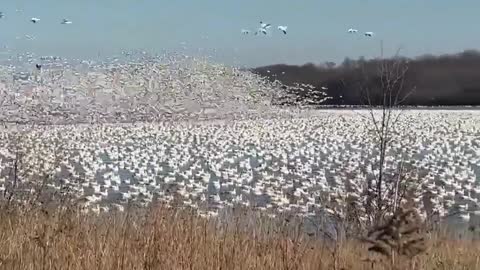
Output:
[0, 51, 478, 269]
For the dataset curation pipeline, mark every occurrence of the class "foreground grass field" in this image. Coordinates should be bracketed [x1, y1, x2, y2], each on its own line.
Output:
[0, 203, 479, 270]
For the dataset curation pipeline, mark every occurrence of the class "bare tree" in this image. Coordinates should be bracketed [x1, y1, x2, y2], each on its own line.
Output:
[359, 42, 417, 226]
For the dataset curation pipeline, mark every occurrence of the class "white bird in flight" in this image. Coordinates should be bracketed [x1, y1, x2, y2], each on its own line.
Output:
[31, 17, 40, 23]
[254, 21, 272, 35]
[278, 26, 288, 35]
[259, 21, 271, 29]
[348, 28, 358, 33]
[364, 31, 374, 37]
[61, 19, 72, 24]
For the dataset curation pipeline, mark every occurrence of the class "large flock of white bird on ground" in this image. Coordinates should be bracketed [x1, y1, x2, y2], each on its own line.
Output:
[0, 108, 479, 226]
[0, 52, 478, 230]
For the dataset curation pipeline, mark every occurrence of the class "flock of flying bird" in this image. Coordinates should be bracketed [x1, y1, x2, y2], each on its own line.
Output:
[241, 21, 288, 36]
[0, 10, 72, 44]
[241, 21, 375, 37]
[0, 11, 72, 25]
[348, 28, 374, 37]
[0, 53, 284, 124]
[0, 11, 373, 50]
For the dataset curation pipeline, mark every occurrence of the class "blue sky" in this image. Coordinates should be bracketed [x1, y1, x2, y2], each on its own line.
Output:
[0, 0, 479, 67]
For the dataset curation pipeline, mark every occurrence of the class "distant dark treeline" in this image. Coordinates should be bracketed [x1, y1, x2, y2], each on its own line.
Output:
[252, 50, 480, 106]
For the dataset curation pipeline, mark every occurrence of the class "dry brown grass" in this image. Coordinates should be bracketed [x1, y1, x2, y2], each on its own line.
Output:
[0, 203, 478, 270]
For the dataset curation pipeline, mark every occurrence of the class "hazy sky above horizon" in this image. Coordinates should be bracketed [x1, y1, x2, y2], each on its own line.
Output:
[0, 0, 479, 67]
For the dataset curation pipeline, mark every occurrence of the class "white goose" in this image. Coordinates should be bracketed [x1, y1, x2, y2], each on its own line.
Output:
[61, 18, 72, 25]
[255, 21, 271, 35]
[278, 26, 288, 35]
[259, 21, 271, 29]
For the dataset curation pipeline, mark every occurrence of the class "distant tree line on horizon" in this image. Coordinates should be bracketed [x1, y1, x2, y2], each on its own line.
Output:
[252, 50, 480, 106]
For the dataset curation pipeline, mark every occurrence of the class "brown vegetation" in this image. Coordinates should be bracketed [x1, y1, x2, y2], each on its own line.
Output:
[0, 203, 479, 270]
[254, 50, 480, 106]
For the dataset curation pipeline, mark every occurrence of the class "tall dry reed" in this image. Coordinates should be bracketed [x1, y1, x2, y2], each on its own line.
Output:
[0, 203, 478, 270]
